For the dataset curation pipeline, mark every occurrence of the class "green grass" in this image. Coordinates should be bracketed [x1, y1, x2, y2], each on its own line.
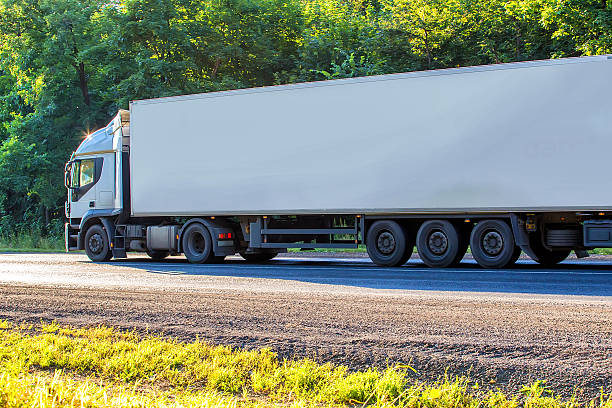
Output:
[0, 247, 67, 253]
[290, 246, 612, 257]
[0, 321, 609, 407]
[0, 233, 64, 252]
[586, 248, 612, 255]
[288, 245, 368, 253]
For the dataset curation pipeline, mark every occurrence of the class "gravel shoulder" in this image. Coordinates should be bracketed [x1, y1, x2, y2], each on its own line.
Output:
[0, 253, 610, 399]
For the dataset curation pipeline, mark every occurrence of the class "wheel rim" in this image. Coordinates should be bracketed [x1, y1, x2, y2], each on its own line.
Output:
[188, 231, 205, 255]
[377, 231, 396, 255]
[88, 233, 103, 254]
[428, 230, 448, 255]
[482, 230, 503, 256]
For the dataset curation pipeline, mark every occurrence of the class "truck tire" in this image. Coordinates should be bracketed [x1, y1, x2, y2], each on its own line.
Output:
[533, 249, 570, 266]
[470, 220, 516, 269]
[182, 223, 214, 264]
[146, 249, 169, 261]
[240, 252, 278, 262]
[366, 220, 412, 267]
[416, 220, 461, 268]
[528, 236, 570, 267]
[84, 224, 113, 262]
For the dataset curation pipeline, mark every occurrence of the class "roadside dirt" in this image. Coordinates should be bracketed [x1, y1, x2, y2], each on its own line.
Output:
[0, 284, 610, 400]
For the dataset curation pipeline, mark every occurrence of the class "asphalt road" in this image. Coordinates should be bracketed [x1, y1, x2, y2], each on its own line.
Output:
[0, 253, 610, 398]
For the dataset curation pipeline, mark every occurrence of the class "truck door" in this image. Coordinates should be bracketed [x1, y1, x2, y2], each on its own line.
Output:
[68, 157, 103, 219]
[95, 153, 115, 209]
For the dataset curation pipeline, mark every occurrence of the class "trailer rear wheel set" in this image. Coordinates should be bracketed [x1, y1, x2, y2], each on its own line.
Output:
[366, 217, 525, 268]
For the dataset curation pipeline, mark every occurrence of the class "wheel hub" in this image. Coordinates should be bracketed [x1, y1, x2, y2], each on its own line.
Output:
[377, 231, 396, 255]
[428, 231, 448, 255]
[482, 231, 503, 256]
[88, 234, 103, 254]
[190, 233, 205, 254]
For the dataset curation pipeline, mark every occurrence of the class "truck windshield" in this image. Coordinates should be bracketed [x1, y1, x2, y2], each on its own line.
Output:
[70, 161, 80, 188]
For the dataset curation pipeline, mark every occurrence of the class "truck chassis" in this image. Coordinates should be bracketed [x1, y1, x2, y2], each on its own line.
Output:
[66, 210, 607, 268]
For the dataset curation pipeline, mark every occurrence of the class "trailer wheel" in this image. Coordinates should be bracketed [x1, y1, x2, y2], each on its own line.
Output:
[240, 252, 278, 263]
[470, 220, 516, 269]
[84, 224, 113, 262]
[528, 236, 570, 267]
[182, 223, 214, 264]
[416, 220, 461, 268]
[532, 249, 570, 266]
[146, 249, 169, 261]
[366, 220, 412, 267]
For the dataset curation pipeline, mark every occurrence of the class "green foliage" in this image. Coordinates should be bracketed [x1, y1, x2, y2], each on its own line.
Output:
[0, 0, 610, 245]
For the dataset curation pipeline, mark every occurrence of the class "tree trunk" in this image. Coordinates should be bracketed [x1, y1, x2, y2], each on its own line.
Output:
[515, 27, 521, 60]
[77, 62, 90, 106]
[423, 29, 432, 68]
[67, 24, 90, 107]
[211, 57, 221, 79]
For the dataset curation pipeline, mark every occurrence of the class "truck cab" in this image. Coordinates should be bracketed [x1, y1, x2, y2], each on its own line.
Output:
[64, 111, 129, 257]
[64, 108, 252, 263]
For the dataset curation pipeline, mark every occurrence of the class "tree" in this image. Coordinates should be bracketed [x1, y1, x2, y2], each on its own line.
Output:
[294, 0, 385, 81]
[385, 0, 456, 68]
[0, 0, 610, 242]
[0, 0, 116, 232]
[541, 0, 612, 56]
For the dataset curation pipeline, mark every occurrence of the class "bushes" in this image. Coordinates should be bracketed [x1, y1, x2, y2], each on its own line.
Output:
[0, 218, 64, 250]
[1, 0, 610, 247]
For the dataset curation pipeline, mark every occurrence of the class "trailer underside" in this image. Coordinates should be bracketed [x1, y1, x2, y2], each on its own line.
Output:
[66, 210, 612, 268]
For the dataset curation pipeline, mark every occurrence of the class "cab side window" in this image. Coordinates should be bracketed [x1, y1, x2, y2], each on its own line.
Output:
[71, 158, 103, 201]
[79, 159, 95, 186]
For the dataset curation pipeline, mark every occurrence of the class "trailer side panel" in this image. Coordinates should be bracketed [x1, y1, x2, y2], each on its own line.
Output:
[130, 56, 612, 216]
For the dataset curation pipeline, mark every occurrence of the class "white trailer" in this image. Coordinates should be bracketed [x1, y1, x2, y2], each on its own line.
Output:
[65, 55, 612, 268]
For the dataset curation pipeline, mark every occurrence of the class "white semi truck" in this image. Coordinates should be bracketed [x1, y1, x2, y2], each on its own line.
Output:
[65, 55, 612, 268]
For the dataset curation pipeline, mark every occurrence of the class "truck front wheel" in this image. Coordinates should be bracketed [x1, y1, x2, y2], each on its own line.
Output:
[366, 220, 412, 267]
[182, 223, 214, 264]
[470, 220, 516, 269]
[146, 249, 169, 261]
[84, 224, 113, 262]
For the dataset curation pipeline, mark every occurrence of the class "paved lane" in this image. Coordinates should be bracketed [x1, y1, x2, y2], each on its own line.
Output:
[137, 257, 612, 296]
[0, 253, 610, 297]
[0, 253, 610, 399]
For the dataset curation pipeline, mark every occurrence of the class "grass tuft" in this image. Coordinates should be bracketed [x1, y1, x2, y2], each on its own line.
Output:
[0, 321, 609, 407]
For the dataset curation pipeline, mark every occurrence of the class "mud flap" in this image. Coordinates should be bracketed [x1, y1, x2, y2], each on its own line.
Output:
[510, 214, 539, 261]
